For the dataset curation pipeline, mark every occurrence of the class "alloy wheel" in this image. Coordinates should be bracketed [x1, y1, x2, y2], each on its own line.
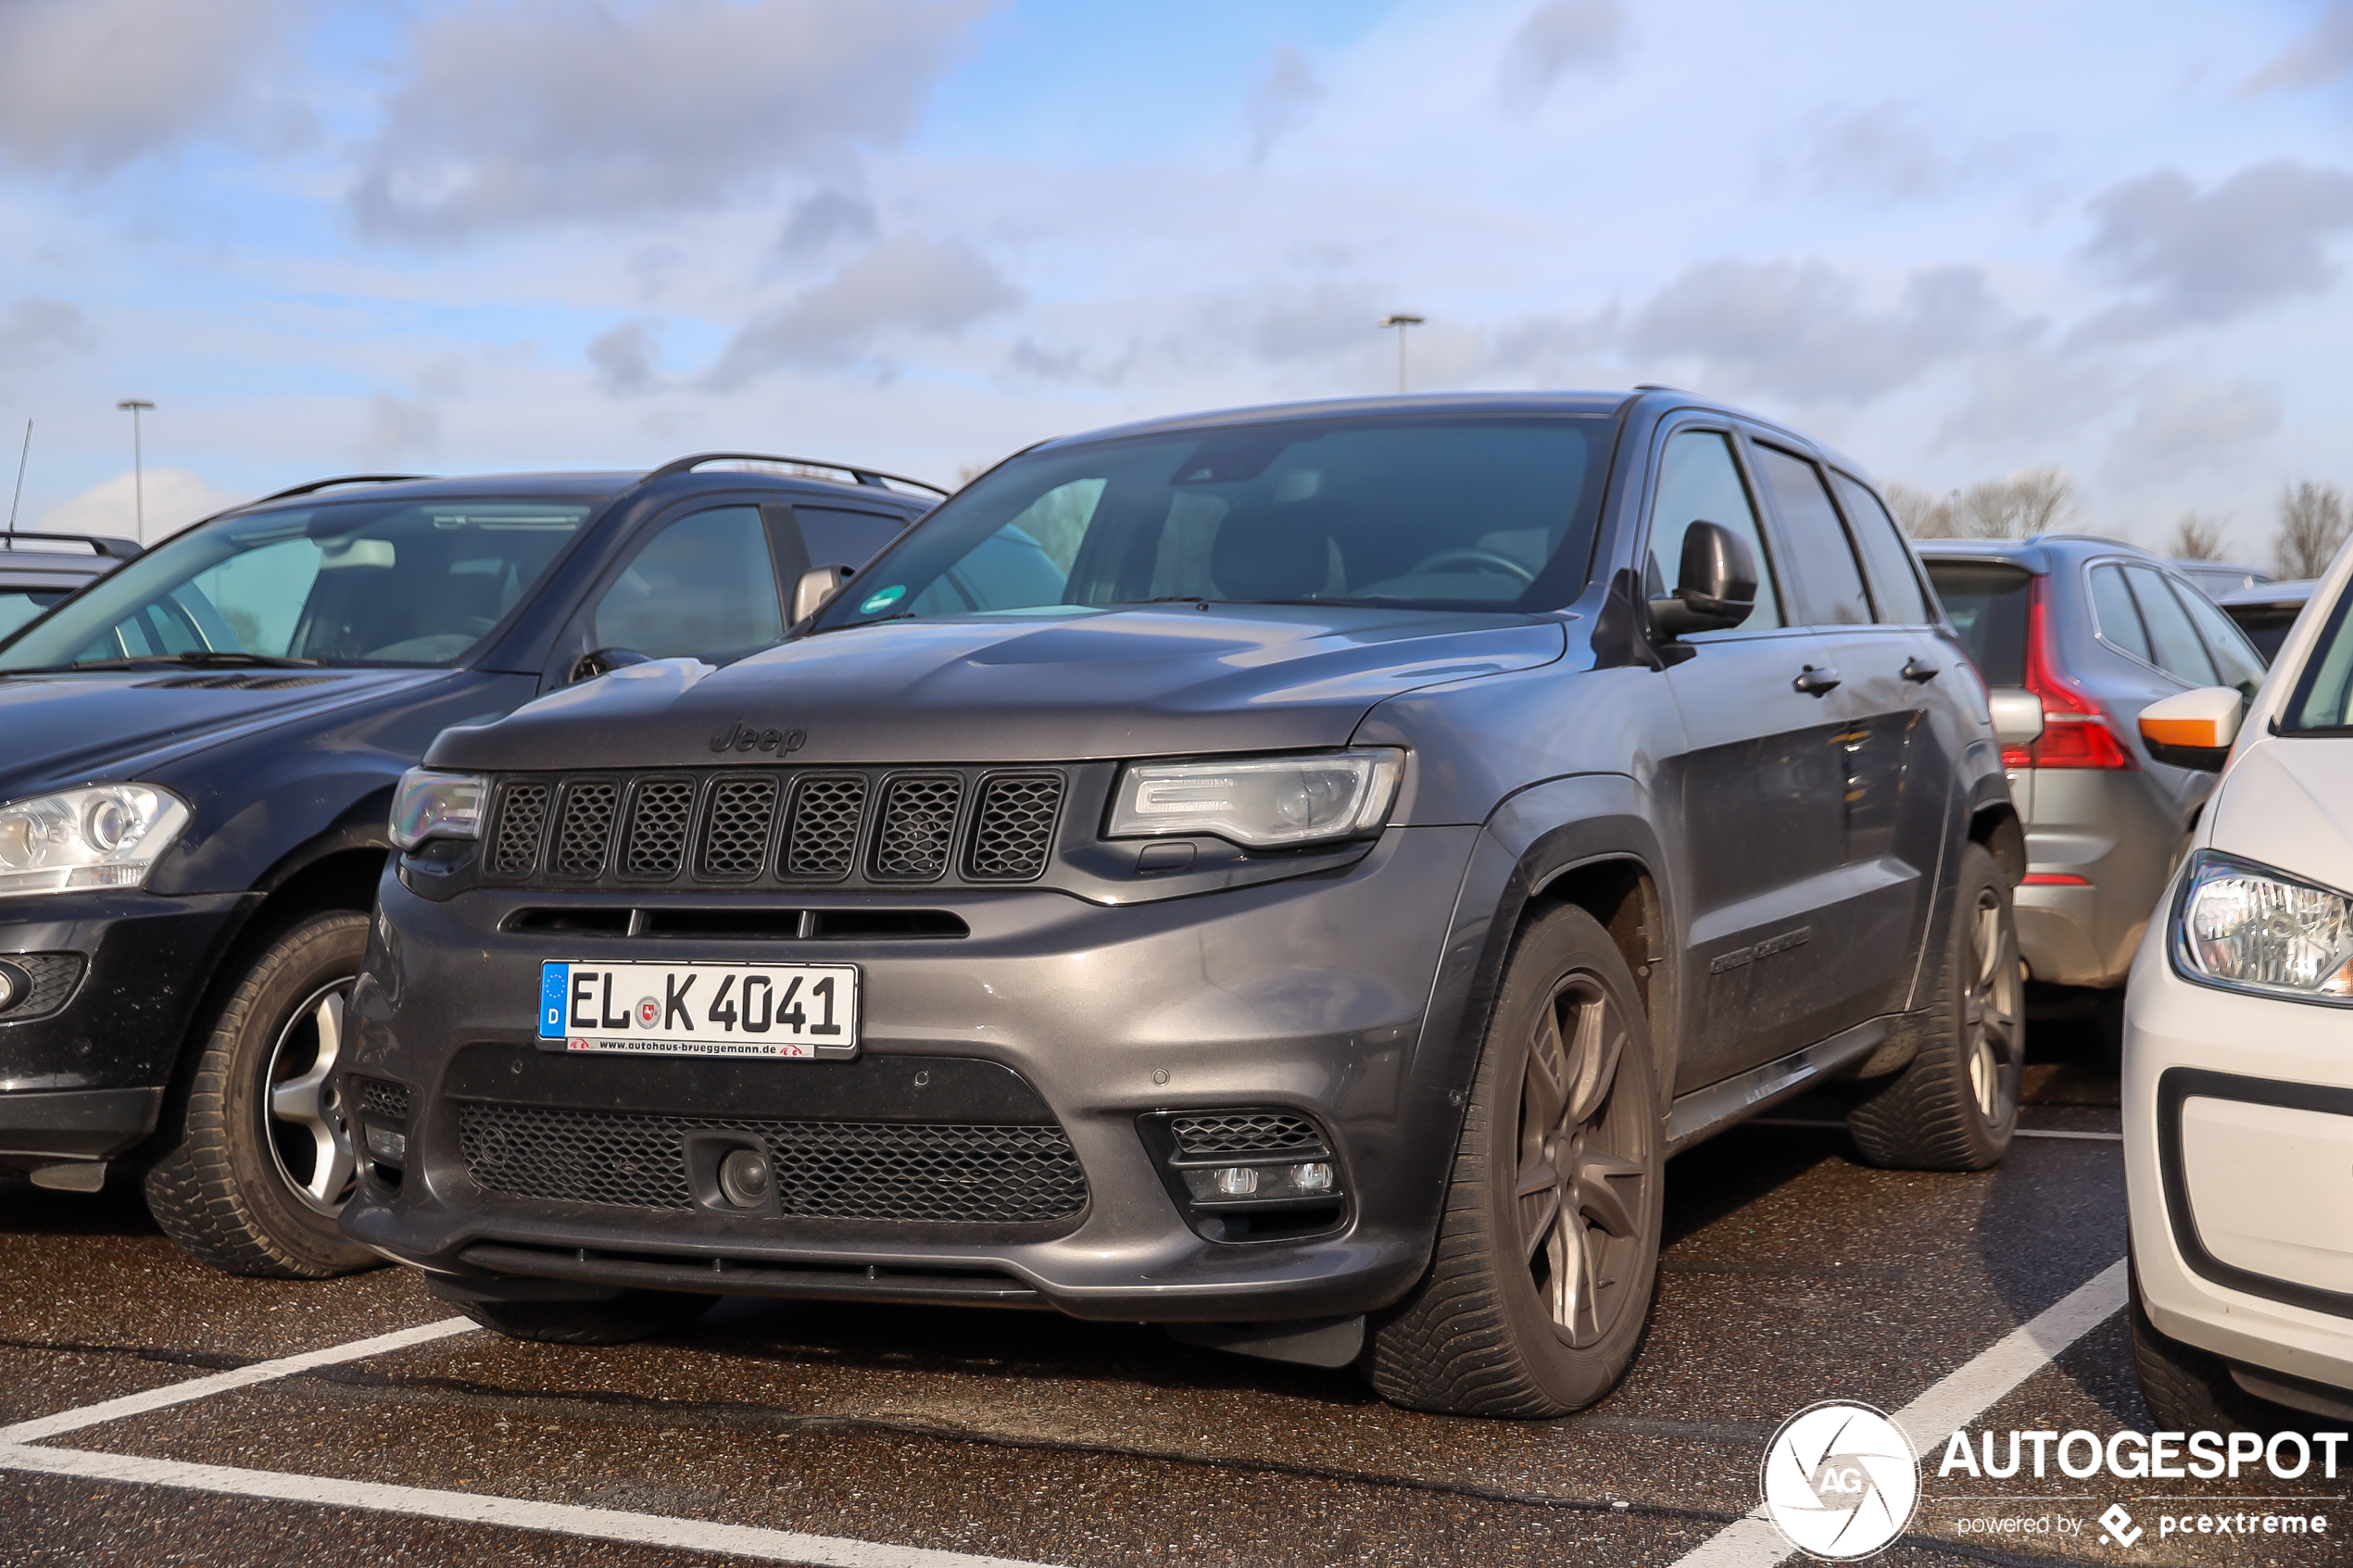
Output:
[265, 979, 358, 1214]
[1516, 972, 1651, 1348]
[1964, 889, 2022, 1121]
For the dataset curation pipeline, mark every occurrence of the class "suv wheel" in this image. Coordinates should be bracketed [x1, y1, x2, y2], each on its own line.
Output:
[143, 911, 380, 1277]
[1363, 905, 1661, 1416]
[1847, 844, 2021, 1172]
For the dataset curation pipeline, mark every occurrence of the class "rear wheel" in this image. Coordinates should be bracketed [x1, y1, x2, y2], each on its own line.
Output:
[1363, 906, 1662, 1416]
[448, 1290, 718, 1347]
[143, 911, 379, 1277]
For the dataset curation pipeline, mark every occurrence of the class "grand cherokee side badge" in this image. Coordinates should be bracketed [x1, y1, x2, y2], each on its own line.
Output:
[710, 722, 808, 755]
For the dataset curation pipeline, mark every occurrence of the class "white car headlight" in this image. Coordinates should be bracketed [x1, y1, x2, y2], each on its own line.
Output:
[1107, 749, 1403, 848]
[0, 784, 191, 897]
[389, 768, 486, 852]
[2174, 851, 2353, 1002]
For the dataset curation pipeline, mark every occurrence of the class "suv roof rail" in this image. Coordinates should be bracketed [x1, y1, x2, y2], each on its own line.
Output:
[252, 474, 434, 505]
[2029, 531, 2145, 551]
[0, 529, 144, 560]
[641, 452, 950, 499]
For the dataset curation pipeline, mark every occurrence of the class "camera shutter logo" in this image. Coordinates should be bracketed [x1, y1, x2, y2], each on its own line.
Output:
[1759, 1400, 1920, 1560]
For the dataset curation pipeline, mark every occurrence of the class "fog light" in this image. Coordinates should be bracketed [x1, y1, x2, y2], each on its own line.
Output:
[1215, 1166, 1259, 1196]
[364, 1125, 407, 1165]
[1290, 1161, 1333, 1192]
[718, 1147, 773, 1208]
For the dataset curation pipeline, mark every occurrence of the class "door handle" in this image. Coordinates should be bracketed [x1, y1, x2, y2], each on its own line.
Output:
[1793, 665, 1842, 696]
[1902, 656, 1941, 684]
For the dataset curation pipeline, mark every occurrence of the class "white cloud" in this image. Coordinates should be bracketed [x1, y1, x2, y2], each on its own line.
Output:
[0, 296, 95, 366]
[588, 321, 661, 396]
[707, 236, 1021, 386]
[1496, 0, 1626, 117]
[1244, 46, 1324, 164]
[2106, 377, 2283, 483]
[39, 469, 235, 546]
[2076, 160, 2353, 341]
[2243, 2, 2353, 95]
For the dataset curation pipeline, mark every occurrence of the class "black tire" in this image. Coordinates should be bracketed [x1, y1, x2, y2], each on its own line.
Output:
[143, 910, 379, 1278]
[1848, 843, 2021, 1172]
[1362, 905, 1662, 1417]
[2130, 1273, 2291, 1434]
[449, 1290, 718, 1346]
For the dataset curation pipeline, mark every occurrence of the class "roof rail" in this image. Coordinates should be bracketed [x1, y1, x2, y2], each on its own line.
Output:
[640, 452, 950, 499]
[0, 529, 143, 560]
[251, 474, 434, 505]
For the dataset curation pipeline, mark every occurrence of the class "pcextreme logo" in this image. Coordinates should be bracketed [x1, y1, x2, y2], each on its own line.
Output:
[1759, 1401, 1921, 1561]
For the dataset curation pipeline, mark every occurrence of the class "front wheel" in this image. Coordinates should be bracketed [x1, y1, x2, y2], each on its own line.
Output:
[1362, 905, 1663, 1417]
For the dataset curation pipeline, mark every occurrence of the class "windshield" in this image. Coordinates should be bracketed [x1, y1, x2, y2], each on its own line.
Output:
[817, 414, 1612, 627]
[0, 498, 590, 671]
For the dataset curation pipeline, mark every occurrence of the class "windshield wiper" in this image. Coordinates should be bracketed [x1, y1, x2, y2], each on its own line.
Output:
[1, 651, 322, 676]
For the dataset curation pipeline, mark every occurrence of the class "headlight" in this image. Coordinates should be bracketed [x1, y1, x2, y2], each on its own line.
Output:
[389, 769, 485, 852]
[1106, 749, 1403, 848]
[2173, 850, 2353, 1003]
[0, 784, 190, 898]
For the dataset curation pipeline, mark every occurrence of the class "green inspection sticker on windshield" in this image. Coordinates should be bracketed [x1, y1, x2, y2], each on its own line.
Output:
[861, 584, 906, 614]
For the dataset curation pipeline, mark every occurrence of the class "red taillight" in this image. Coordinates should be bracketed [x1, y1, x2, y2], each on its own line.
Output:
[2004, 578, 2137, 771]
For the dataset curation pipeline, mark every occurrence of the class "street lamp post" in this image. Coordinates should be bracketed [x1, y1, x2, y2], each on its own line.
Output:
[1378, 314, 1425, 395]
[116, 399, 154, 544]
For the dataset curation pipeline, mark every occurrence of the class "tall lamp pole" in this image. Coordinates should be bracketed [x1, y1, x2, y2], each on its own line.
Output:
[1378, 314, 1424, 394]
[116, 399, 154, 544]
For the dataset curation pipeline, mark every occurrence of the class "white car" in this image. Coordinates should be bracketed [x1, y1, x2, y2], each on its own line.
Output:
[2124, 548, 2353, 1428]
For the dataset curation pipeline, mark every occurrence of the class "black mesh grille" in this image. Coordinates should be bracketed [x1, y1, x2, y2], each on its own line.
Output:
[699, 776, 778, 879]
[0, 953, 87, 1020]
[456, 1103, 1088, 1223]
[966, 775, 1063, 881]
[355, 1078, 410, 1124]
[785, 774, 867, 879]
[1169, 1110, 1325, 1156]
[622, 780, 695, 878]
[552, 783, 618, 876]
[491, 784, 549, 874]
[872, 775, 963, 880]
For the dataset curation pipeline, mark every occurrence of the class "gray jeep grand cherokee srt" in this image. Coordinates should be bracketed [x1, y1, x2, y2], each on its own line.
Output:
[346, 391, 2021, 1416]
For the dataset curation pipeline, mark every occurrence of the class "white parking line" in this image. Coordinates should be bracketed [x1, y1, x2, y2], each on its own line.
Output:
[1668, 1258, 2131, 1568]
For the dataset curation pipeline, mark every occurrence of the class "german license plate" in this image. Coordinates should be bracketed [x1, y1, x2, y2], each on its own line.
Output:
[537, 961, 859, 1060]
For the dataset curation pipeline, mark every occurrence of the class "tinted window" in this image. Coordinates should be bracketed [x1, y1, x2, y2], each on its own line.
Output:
[2228, 605, 2301, 661]
[2288, 587, 2353, 731]
[823, 416, 1610, 624]
[1753, 445, 1870, 625]
[1647, 431, 1781, 633]
[795, 506, 907, 571]
[2176, 583, 2268, 696]
[2124, 564, 2217, 685]
[0, 499, 588, 670]
[1828, 472, 1934, 623]
[593, 506, 783, 663]
[2089, 564, 2152, 662]
[1923, 562, 2030, 686]
[0, 587, 68, 639]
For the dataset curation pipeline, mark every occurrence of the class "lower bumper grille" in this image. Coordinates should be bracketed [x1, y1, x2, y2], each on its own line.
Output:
[455, 1101, 1088, 1223]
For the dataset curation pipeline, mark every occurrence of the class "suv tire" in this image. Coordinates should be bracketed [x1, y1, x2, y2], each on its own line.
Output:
[143, 911, 379, 1278]
[449, 1290, 718, 1346]
[1363, 905, 1661, 1416]
[1848, 844, 2020, 1172]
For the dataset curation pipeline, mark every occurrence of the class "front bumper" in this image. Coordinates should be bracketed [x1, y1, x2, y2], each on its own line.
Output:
[341, 825, 1480, 1323]
[0, 888, 251, 1168]
[2124, 908, 2353, 1396]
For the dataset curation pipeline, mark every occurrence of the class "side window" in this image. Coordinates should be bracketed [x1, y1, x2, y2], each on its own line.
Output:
[2088, 565, 2151, 662]
[1828, 471, 1934, 624]
[2174, 575, 2268, 696]
[1647, 431, 1782, 633]
[2123, 564, 2217, 685]
[1752, 445, 1871, 626]
[793, 506, 908, 571]
[592, 506, 783, 664]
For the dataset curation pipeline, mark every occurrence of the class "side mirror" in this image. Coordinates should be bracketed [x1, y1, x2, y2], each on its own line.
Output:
[1987, 690, 2045, 749]
[1649, 521, 1757, 638]
[2139, 685, 2246, 771]
[569, 646, 651, 684]
[793, 563, 855, 625]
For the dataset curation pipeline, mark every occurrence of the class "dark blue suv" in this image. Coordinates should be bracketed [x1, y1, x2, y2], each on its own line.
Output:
[0, 455, 937, 1275]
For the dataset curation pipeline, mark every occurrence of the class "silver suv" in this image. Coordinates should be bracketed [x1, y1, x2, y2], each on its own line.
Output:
[1918, 537, 2265, 1002]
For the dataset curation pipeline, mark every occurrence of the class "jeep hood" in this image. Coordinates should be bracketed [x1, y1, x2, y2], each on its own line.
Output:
[428, 607, 1567, 770]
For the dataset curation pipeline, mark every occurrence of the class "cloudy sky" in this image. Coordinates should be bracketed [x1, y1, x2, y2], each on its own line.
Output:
[2, 0, 2350, 563]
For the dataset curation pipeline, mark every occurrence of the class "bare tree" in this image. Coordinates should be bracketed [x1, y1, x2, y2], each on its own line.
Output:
[1882, 480, 1957, 538]
[2273, 481, 2349, 579]
[2168, 511, 2226, 561]
[1960, 465, 2079, 540]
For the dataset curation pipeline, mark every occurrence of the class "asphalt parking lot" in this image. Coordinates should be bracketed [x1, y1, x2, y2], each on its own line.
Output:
[3, 1026, 2337, 1568]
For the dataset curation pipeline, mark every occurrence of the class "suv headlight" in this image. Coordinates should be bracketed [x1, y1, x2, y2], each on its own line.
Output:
[1107, 748, 1403, 848]
[2173, 850, 2353, 1003]
[0, 784, 191, 897]
[389, 768, 486, 852]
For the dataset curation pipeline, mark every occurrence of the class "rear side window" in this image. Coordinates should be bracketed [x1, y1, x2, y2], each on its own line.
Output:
[2175, 584, 2268, 695]
[1922, 561, 2031, 686]
[1828, 472, 1934, 623]
[2089, 564, 2152, 662]
[1752, 445, 1870, 626]
[795, 506, 908, 571]
[2124, 564, 2217, 685]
